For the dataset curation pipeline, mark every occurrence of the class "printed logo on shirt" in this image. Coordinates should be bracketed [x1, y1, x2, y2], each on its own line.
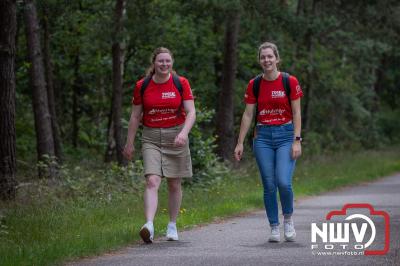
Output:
[259, 109, 285, 115]
[162, 92, 176, 99]
[261, 118, 285, 123]
[271, 91, 285, 98]
[148, 108, 176, 115]
[150, 116, 177, 122]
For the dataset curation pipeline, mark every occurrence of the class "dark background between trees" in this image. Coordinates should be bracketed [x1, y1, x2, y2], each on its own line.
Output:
[1, 0, 399, 200]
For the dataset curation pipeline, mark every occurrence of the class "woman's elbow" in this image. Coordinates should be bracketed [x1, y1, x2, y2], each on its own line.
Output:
[243, 111, 253, 121]
[189, 111, 196, 122]
[131, 115, 141, 124]
[292, 110, 301, 118]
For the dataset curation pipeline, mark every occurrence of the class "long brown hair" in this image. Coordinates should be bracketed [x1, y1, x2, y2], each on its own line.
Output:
[145, 47, 176, 77]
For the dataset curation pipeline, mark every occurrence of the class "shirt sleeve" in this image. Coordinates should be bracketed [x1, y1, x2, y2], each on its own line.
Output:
[132, 79, 144, 105]
[289, 75, 303, 100]
[244, 79, 256, 104]
[180, 77, 194, 101]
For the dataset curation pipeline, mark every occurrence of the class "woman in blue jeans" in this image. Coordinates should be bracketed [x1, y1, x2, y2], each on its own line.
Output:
[234, 42, 303, 242]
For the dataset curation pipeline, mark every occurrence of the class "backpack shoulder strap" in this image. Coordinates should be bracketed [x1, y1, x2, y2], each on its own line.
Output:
[252, 74, 263, 101]
[172, 74, 183, 97]
[172, 74, 185, 117]
[140, 76, 152, 99]
[281, 72, 291, 102]
[141, 74, 184, 101]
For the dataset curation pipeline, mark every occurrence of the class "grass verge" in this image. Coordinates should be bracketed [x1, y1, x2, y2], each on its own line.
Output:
[0, 147, 399, 266]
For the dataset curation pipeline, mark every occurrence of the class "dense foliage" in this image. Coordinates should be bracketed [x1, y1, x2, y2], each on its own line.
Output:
[15, 0, 400, 183]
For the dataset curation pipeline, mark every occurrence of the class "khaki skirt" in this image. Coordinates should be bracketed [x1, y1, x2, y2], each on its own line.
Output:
[142, 124, 193, 178]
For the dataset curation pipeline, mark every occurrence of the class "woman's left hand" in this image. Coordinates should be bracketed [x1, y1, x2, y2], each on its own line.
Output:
[174, 131, 188, 147]
[291, 141, 302, 160]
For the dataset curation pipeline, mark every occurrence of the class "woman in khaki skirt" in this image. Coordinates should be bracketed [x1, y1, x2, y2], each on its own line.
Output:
[123, 47, 196, 243]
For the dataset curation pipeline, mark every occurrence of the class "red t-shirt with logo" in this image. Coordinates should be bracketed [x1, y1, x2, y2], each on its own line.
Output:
[244, 72, 303, 125]
[132, 75, 194, 128]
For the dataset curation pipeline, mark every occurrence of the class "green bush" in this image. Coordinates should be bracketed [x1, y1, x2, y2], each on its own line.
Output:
[188, 106, 228, 186]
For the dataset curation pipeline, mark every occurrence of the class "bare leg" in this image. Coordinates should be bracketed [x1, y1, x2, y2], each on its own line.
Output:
[167, 178, 182, 222]
[144, 175, 162, 222]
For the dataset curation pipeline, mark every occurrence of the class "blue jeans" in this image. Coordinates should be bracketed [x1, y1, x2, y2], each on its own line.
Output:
[253, 123, 296, 226]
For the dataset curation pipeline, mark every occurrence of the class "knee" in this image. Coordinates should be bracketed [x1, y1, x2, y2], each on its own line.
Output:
[168, 179, 181, 193]
[278, 182, 292, 192]
[146, 175, 161, 190]
[262, 182, 276, 194]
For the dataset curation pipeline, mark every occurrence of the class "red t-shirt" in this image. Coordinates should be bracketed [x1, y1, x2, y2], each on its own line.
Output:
[244, 72, 303, 125]
[132, 75, 194, 128]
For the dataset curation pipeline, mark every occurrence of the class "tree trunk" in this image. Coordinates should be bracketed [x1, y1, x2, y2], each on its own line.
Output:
[300, 0, 317, 133]
[0, 0, 18, 200]
[24, 0, 56, 178]
[216, 12, 240, 161]
[104, 109, 116, 163]
[107, 0, 127, 165]
[296, 0, 305, 16]
[373, 54, 388, 110]
[289, 0, 306, 74]
[72, 52, 81, 148]
[43, 8, 63, 162]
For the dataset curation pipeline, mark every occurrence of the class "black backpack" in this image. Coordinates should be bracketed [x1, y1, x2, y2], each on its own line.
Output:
[252, 72, 291, 131]
[140, 74, 184, 116]
[140, 74, 183, 99]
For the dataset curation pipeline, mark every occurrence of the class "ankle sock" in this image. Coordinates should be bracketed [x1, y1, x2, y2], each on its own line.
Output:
[283, 215, 292, 223]
[146, 221, 154, 227]
[168, 221, 176, 227]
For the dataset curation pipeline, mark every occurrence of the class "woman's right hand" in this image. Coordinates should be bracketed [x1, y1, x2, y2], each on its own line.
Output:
[123, 143, 135, 160]
[234, 143, 244, 161]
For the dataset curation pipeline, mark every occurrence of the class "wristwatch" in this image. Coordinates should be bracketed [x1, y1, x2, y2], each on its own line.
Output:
[294, 136, 302, 142]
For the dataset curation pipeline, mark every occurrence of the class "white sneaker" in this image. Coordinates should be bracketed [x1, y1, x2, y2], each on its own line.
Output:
[284, 220, 296, 242]
[166, 222, 179, 241]
[268, 225, 280, 242]
[139, 222, 154, 243]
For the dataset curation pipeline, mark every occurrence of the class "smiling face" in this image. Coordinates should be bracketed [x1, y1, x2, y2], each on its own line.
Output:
[259, 48, 279, 73]
[154, 52, 173, 76]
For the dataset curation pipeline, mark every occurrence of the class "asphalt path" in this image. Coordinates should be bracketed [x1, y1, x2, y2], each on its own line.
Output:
[69, 173, 400, 266]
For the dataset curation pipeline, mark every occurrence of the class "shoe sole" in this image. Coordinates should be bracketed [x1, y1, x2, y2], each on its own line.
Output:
[284, 233, 296, 242]
[268, 237, 280, 242]
[166, 236, 179, 241]
[139, 227, 153, 244]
